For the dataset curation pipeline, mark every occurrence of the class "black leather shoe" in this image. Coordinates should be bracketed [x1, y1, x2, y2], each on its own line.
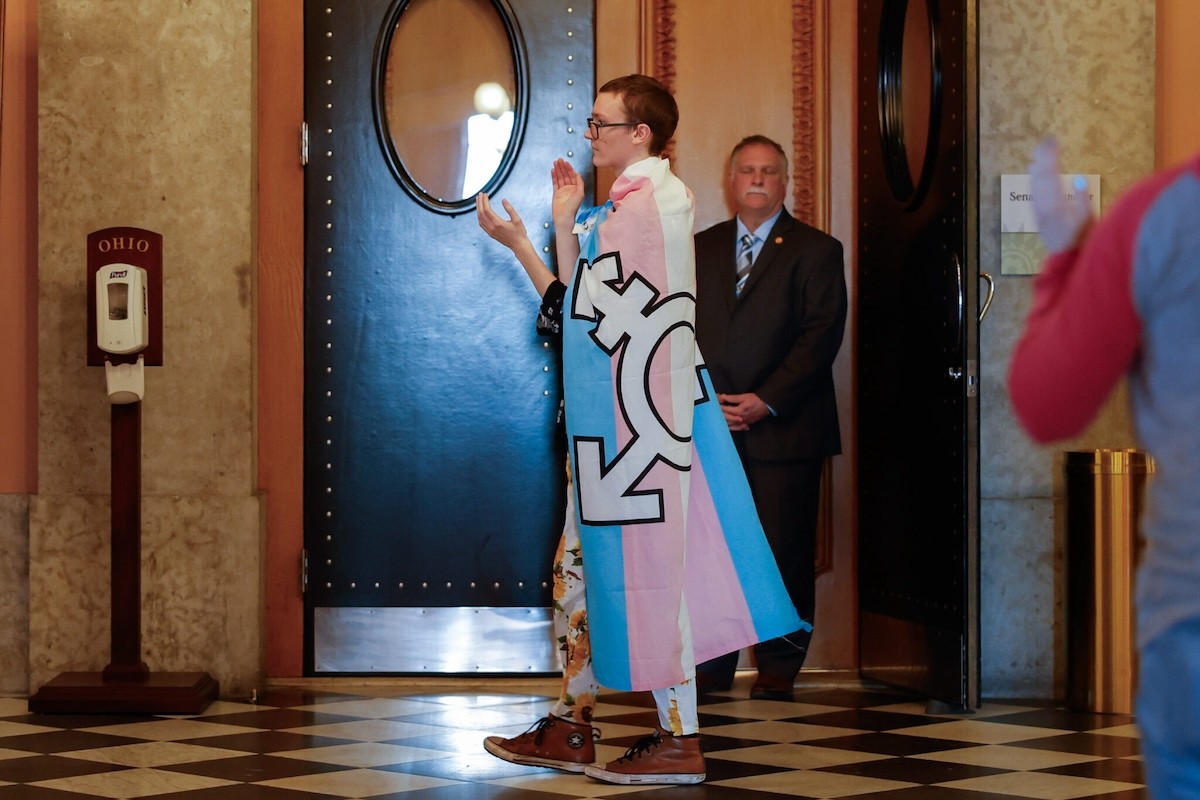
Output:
[696, 671, 733, 694]
[695, 651, 738, 694]
[750, 631, 810, 699]
[750, 667, 799, 700]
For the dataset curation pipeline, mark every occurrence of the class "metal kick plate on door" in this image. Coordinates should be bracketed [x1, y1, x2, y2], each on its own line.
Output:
[314, 606, 558, 674]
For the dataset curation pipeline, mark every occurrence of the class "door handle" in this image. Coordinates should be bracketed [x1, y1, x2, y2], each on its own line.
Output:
[978, 272, 995, 322]
[952, 253, 964, 354]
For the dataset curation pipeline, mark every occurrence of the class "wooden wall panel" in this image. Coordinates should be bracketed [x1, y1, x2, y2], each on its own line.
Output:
[258, 0, 305, 677]
[1157, 0, 1200, 168]
[0, 0, 37, 492]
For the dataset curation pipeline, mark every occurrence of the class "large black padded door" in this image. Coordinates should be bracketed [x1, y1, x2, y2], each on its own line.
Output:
[857, 0, 980, 708]
[303, 0, 594, 674]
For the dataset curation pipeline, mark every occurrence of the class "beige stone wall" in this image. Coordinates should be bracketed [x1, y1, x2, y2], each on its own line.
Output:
[979, 0, 1154, 697]
[0, 498, 30, 694]
[28, 0, 261, 696]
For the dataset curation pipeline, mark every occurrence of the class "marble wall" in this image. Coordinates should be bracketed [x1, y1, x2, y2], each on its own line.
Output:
[978, 0, 1154, 697]
[27, 1, 261, 696]
[0, 497, 30, 694]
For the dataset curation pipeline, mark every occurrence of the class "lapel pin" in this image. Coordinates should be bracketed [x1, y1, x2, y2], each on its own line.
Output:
[774, 236, 783, 244]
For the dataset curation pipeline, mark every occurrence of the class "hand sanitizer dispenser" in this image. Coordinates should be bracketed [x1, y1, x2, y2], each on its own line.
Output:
[96, 264, 148, 403]
[97, 265, 149, 354]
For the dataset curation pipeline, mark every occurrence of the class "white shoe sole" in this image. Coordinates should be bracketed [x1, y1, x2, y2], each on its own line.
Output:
[583, 764, 705, 785]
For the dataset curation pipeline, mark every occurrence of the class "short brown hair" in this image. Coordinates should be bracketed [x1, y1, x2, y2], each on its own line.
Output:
[597, 74, 678, 156]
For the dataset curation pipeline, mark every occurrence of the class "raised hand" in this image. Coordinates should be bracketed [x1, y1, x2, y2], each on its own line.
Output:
[1030, 138, 1093, 254]
[551, 158, 585, 230]
[476, 191, 530, 253]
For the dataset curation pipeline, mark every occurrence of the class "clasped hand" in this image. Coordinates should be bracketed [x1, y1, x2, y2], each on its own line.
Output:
[719, 392, 769, 431]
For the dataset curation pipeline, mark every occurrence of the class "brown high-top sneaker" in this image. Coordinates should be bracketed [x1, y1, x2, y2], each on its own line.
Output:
[483, 715, 597, 773]
[583, 728, 705, 785]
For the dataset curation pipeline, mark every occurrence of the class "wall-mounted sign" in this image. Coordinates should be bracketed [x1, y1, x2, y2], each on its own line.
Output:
[1000, 174, 1101, 275]
[1001, 173, 1100, 232]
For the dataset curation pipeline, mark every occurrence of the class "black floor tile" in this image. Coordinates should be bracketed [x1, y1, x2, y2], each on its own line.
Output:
[1037, 755, 1145, 784]
[160, 753, 352, 782]
[186, 729, 358, 753]
[815, 754, 1008, 784]
[0, 785, 116, 800]
[796, 730, 978, 756]
[1007, 731, 1143, 758]
[250, 688, 367, 707]
[985, 707, 1136, 730]
[142, 784, 336, 800]
[0, 753, 128, 783]
[0, 729, 145, 754]
[197, 708, 360, 730]
[847, 788, 1035, 800]
[367, 786, 584, 800]
[696, 732, 790, 752]
[792, 686, 918, 707]
[796, 707, 946, 730]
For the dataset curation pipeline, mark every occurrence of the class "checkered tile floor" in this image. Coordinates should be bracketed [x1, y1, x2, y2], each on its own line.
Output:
[0, 675, 1145, 799]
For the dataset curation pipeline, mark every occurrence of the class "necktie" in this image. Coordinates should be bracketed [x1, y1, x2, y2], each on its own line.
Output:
[735, 233, 756, 297]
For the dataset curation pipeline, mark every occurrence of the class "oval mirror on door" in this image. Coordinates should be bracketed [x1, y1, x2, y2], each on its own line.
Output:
[877, 0, 941, 209]
[376, 0, 525, 212]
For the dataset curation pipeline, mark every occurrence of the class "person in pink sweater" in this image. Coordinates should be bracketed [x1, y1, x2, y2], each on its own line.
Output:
[1010, 138, 1200, 799]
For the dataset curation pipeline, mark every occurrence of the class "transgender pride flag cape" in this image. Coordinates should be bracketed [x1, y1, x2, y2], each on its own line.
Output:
[563, 156, 803, 692]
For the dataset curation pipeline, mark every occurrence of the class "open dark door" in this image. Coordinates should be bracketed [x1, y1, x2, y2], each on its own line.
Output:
[302, 0, 594, 674]
[857, 0, 980, 708]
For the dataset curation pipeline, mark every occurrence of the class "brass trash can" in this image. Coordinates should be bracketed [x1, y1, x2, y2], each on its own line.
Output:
[1062, 449, 1154, 714]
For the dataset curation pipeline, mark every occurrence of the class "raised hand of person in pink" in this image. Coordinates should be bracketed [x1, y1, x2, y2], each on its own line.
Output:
[475, 157, 586, 297]
[550, 158, 585, 232]
[476, 191, 530, 252]
[1029, 138, 1093, 254]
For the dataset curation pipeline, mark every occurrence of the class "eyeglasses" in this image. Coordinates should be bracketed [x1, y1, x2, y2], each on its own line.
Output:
[586, 117, 640, 137]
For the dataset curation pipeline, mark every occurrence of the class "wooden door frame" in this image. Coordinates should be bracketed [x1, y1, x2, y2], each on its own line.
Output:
[258, 0, 305, 677]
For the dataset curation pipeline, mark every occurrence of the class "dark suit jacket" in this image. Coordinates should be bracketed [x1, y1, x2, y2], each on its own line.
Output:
[695, 210, 847, 461]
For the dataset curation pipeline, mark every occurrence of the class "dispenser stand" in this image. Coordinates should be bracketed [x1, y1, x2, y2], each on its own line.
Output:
[29, 402, 219, 713]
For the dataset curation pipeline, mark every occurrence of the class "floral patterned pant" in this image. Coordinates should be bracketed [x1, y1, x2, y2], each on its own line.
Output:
[549, 484, 698, 735]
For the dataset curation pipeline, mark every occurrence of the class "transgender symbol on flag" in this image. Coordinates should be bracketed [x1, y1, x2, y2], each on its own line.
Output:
[569, 251, 702, 527]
